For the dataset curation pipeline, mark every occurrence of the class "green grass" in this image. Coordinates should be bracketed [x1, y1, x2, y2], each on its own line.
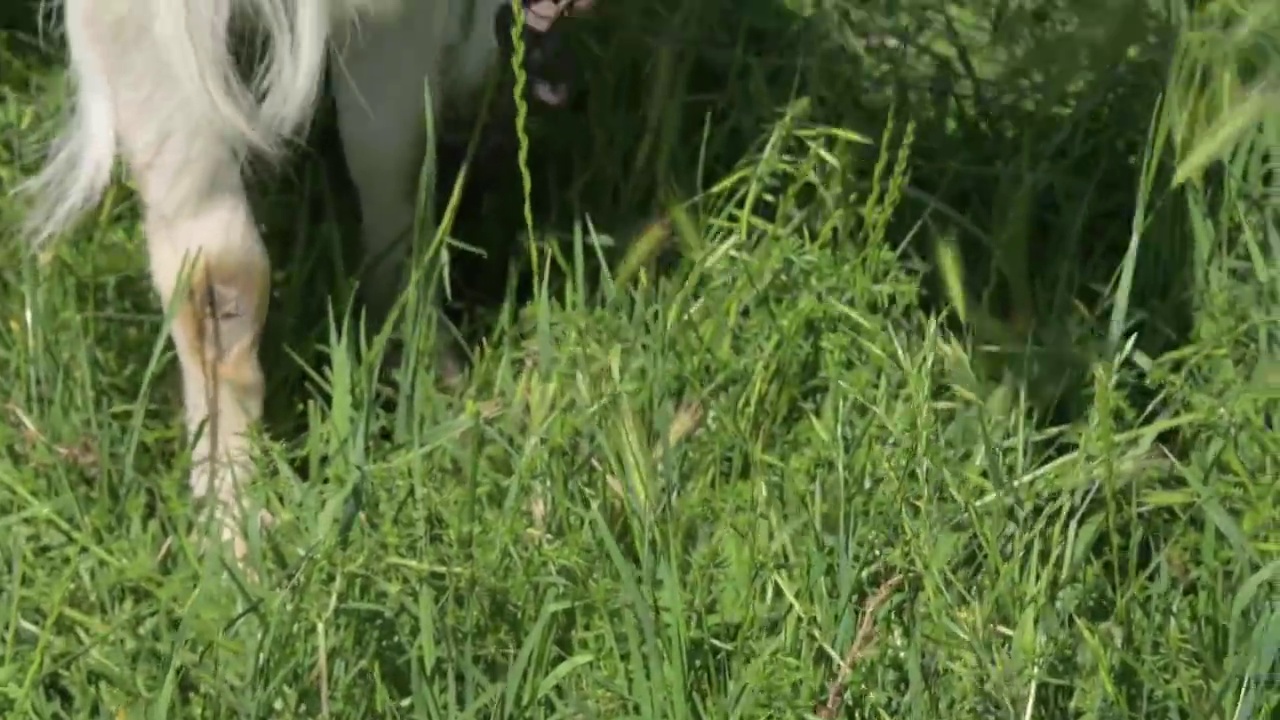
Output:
[2, 0, 1278, 717]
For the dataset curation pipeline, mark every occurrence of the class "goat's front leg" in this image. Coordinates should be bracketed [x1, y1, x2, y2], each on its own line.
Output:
[144, 187, 272, 563]
[332, 11, 462, 384]
[132, 138, 271, 563]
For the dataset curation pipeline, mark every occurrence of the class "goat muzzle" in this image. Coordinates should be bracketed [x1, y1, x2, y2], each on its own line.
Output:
[494, 0, 592, 108]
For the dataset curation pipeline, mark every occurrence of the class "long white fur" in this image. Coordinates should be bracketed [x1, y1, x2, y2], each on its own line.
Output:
[23, 0, 344, 244]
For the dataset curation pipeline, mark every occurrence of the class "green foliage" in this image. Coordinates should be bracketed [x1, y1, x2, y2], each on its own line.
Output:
[0, 0, 1276, 717]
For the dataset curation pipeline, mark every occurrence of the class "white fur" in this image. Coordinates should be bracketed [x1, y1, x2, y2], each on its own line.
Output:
[15, 0, 547, 565]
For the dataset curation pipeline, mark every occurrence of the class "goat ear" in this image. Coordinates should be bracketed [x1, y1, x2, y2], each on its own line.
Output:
[570, 0, 596, 13]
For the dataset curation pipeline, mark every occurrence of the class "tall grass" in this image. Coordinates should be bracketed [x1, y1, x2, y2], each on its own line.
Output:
[0, 0, 1276, 717]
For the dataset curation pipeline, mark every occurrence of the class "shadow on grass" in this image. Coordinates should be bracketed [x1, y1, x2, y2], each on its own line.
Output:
[580, 0, 1199, 427]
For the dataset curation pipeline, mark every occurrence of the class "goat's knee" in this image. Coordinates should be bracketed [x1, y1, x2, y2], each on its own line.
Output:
[174, 247, 270, 401]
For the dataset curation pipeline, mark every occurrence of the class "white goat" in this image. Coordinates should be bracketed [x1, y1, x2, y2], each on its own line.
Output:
[19, 0, 591, 564]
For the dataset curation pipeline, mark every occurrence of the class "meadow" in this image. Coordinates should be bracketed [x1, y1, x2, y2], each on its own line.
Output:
[1, 0, 1277, 717]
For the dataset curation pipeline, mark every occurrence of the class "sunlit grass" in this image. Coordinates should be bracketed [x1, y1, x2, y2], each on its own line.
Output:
[1, 0, 1277, 717]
